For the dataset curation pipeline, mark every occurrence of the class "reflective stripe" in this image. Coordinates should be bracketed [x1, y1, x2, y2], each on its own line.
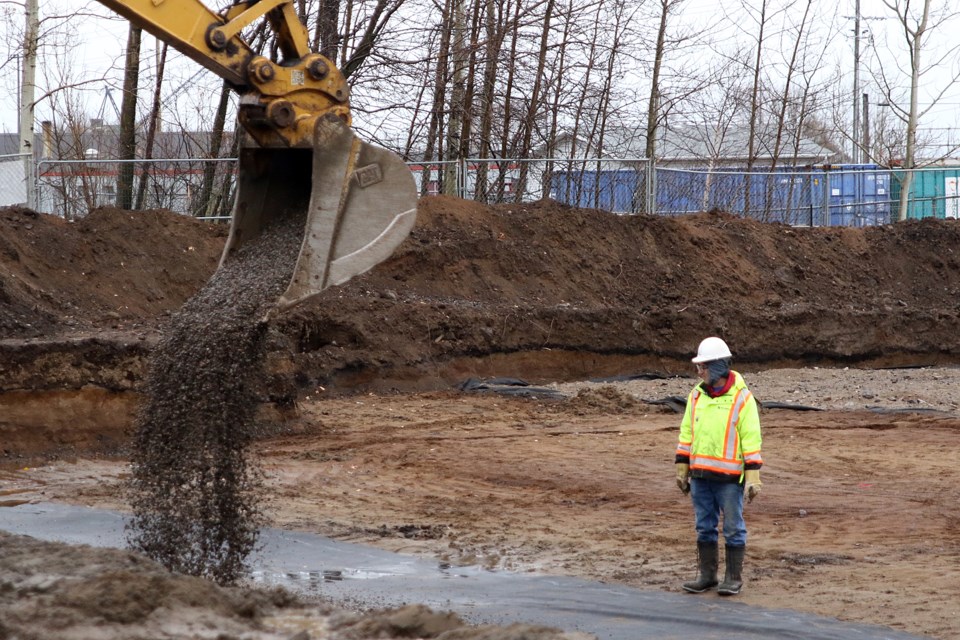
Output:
[689, 389, 700, 441]
[676, 442, 692, 456]
[690, 455, 743, 474]
[723, 390, 749, 460]
[743, 450, 762, 464]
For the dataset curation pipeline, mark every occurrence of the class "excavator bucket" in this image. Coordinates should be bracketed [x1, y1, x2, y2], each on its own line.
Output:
[220, 114, 417, 311]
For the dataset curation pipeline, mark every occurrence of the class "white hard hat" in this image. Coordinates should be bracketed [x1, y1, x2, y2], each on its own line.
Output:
[692, 337, 733, 363]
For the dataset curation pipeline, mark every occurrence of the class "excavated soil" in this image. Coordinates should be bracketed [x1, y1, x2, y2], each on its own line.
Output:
[3, 198, 960, 638]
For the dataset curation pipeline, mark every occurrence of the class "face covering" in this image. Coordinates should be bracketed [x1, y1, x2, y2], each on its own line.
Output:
[704, 358, 731, 387]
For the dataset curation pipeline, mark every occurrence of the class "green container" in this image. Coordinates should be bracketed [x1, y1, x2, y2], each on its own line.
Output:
[890, 167, 960, 220]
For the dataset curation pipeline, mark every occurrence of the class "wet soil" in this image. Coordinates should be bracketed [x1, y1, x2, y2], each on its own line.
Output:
[0, 530, 588, 639]
[3, 198, 960, 638]
[6, 383, 960, 639]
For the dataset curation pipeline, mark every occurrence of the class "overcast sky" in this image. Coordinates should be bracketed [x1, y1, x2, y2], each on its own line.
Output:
[1, 0, 959, 156]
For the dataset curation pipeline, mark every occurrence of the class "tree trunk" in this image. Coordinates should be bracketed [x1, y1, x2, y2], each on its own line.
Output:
[116, 25, 142, 210]
[443, 0, 468, 196]
[20, 0, 39, 209]
[461, 0, 482, 200]
[214, 132, 242, 219]
[474, 0, 505, 202]
[743, 0, 768, 218]
[421, 0, 453, 196]
[543, 0, 573, 200]
[566, 1, 604, 207]
[644, 0, 668, 162]
[135, 43, 168, 211]
[495, 0, 522, 201]
[195, 82, 232, 217]
[314, 0, 340, 61]
[765, 0, 812, 222]
[898, 0, 930, 221]
[515, 0, 556, 202]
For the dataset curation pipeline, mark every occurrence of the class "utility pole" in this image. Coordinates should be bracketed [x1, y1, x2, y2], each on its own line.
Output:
[852, 0, 861, 164]
[19, 0, 38, 209]
[847, 4, 890, 165]
[862, 92, 870, 163]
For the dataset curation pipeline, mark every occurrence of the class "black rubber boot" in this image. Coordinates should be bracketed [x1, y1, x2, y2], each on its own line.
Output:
[718, 545, 745, 595]
[682, 541, 719, 593]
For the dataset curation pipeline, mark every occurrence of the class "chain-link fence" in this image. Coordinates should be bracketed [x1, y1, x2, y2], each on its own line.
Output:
[409, 158, 555, 204]
[548, 162, 958, 226]
[37, 157, 237, 221]
[652, 166, 893, 226]
[23, 155, 960, 226]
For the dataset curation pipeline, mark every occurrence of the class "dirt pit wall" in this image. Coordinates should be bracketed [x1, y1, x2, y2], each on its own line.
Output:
[4, 199, 960, 457]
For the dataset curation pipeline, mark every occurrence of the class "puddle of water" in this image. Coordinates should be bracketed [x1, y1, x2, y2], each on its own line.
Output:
[0, 503, 925, 640]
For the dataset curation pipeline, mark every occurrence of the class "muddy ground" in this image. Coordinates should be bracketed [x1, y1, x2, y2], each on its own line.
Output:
[3, 199, 960, 638]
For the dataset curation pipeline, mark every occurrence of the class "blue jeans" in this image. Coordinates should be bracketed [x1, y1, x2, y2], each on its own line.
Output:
[690, 478, 747, 547]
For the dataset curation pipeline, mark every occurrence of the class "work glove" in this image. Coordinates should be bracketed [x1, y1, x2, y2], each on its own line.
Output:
[676, 463, 690, 494]
[744, 469, 762, 503]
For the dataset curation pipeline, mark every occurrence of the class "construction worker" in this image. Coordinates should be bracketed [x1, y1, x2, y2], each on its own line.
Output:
[675, 336, 762, 596]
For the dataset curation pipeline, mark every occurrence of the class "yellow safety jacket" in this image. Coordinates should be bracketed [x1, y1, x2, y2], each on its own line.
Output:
[675, 371, 762, 482]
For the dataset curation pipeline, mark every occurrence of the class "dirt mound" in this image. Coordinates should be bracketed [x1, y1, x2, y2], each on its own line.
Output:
[276, 197, 960, 390]
[567, 385, 644, 414]
[0, 205, 224, 338]
[3, 197, 960, 396]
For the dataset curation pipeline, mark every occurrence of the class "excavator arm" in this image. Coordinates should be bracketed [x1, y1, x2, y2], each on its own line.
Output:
[96, 0, 417, 309]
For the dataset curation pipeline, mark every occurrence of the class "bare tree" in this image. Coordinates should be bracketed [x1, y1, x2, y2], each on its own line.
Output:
[642, 0, 708, 160]
[874, 0, 960, 219]
[192, 81, 232, 217]
[134, 42, 166, 211]
[674, 54, 753, 213]
[766, 0, 814, 170]
[313, 0, 340, 59]
[420, 0, 452, 195]
[512, 0, 556, 200]
[738, 0, 777, 216]
[757, 0, 837, 221]
[473, 0, 506, 200]
[339, 0, 410, 79]
[442, 0, 468, 195]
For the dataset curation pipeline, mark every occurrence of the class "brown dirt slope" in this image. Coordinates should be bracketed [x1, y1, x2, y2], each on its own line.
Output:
[0, 205, 225, 339]
[3, 198, 960, 391]
[278, 196, 960, 389]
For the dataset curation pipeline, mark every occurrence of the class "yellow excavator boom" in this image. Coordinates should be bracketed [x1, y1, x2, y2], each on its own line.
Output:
[95, 0, 417, 310]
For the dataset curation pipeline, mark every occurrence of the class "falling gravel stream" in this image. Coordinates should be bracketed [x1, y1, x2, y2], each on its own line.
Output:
[127, 213, 303, 584]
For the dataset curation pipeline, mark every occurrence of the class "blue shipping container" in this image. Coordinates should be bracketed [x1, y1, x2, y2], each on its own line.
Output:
[551, 165, 892, 226]
[652, 168, 813, 223]
[550, 169, 640, 212]
[654, 165, 891, 225]
[817, 165, 891, 227]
